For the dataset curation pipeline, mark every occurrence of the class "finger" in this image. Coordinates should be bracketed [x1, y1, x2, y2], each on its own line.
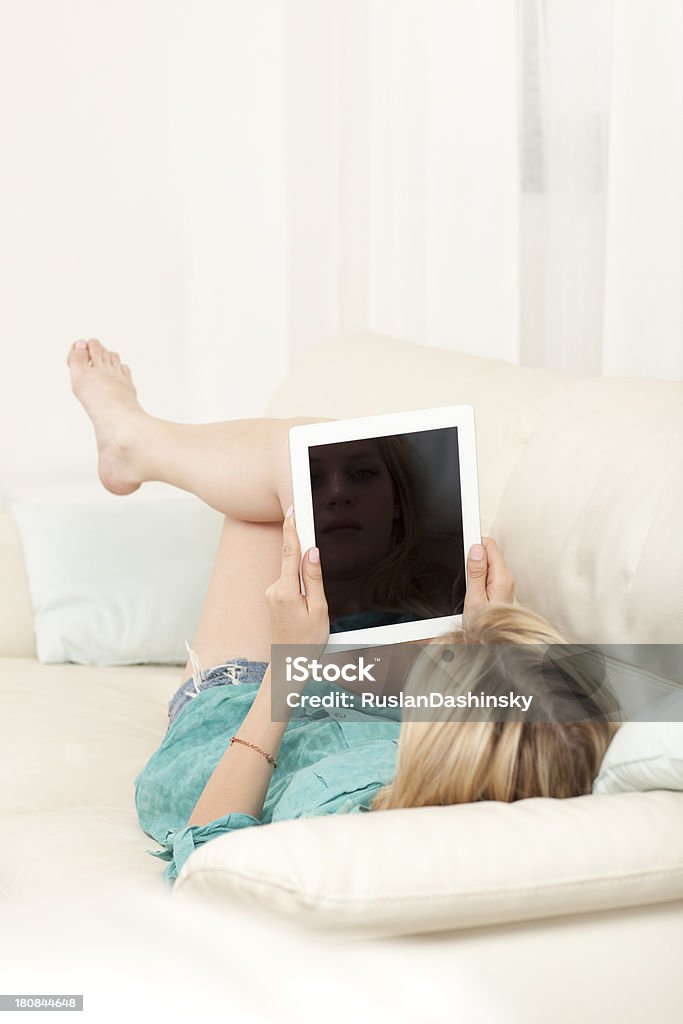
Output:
[279, 506, 301, 589]
[466, 542, 488, 600]
[302, 547, 328, 612]
[483, 538, 516, 603]
[481, 537, 506, 578]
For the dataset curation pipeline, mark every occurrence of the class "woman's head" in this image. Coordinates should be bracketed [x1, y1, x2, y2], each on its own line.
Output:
[372, 604, 620, 810]
[311, 437, 404, 580]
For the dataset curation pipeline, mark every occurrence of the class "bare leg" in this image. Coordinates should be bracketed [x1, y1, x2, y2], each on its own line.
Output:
[67, 338, 331, 683]
[66, 338, 331, 520]
[186, 516, 283, 669]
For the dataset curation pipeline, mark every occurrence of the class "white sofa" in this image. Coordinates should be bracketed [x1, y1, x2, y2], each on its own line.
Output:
[1, 332, 682, 1023]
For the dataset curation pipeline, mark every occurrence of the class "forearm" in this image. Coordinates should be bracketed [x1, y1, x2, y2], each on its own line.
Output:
[186, 666, 287, 827]
[185, 506, 330, 828]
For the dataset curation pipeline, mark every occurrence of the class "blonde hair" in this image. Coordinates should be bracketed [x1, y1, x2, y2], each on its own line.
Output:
[372, 603, 620, 811]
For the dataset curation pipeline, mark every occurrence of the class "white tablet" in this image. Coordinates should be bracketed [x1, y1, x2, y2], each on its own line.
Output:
[289, 405, 481, 651]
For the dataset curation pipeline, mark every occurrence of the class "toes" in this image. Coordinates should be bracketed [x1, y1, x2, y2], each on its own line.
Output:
[67, 339, 90, 369]
[69, 338, 130, 378]
[87, 338, 104, 366]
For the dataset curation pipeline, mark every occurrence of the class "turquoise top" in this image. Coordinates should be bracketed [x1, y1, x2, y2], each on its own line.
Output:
[134, 681, 400, 887]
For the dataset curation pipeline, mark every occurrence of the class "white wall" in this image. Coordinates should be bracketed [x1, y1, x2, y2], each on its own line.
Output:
[162, 0, 289, 422]
[0, 0, 289, 495]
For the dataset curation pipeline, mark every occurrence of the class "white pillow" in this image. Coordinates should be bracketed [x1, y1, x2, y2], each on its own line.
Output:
[594, 722, 683, 795]
[10, 498, 223, 665]
[173, 791, 683, 936]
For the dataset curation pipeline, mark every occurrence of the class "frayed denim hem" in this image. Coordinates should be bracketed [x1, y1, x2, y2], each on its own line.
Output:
[166, 645, 269, 727]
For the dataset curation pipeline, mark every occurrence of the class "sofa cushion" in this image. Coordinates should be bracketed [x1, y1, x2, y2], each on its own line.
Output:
[173, 789, 683, 937]
[0, 658, 178, 817]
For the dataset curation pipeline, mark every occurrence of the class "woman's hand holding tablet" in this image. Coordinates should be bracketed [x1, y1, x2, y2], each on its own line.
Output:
[265, 505, 330, 654]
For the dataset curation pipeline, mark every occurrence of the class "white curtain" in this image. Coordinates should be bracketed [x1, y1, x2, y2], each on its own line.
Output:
[520, 0, 683, 379]
[519, 0, 613, 376]
[309, 0, 519, 364]
[292, 0, 683, 381]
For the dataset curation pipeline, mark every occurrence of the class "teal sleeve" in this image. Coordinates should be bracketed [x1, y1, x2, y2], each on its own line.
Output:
[146, 812, 261, 887]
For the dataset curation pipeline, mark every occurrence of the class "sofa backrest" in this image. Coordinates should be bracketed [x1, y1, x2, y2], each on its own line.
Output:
[267, 332, 683, 644]
[492, 375, 682, 645]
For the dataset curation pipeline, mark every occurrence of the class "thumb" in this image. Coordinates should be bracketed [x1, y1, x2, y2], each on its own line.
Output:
[466, 543, 488, 601]
[302, 547, 327, 608]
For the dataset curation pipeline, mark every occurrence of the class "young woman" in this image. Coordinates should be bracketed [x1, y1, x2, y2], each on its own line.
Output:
[67, 339, 618, 886]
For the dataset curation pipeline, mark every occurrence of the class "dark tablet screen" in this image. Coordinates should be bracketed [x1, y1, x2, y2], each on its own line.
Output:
[308, 426, 465, 634]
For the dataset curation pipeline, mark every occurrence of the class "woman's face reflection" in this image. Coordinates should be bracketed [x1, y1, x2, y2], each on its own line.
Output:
[310, 439, 399, 580]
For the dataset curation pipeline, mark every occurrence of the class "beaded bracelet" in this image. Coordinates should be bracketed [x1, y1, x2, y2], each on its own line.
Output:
[229, 735, 277, 769]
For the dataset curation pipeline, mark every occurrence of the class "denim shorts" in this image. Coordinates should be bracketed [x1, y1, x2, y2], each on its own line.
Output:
[167, 651, 269, 729]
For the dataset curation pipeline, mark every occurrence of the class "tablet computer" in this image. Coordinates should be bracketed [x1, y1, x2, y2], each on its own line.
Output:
[289, 405, 481, 651]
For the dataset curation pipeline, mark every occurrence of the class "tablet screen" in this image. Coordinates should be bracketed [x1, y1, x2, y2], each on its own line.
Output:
[308, 427, 465, 634]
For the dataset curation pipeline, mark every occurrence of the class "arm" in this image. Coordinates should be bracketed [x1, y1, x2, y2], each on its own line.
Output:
[186, 507, 329, 828]
[186, 665, 284, 826]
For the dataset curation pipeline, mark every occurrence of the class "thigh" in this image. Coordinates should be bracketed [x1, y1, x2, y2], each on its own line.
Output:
[181, 516, 282, 679]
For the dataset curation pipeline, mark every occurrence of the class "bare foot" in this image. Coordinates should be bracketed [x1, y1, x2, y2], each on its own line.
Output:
[67, 338, 145, 495]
